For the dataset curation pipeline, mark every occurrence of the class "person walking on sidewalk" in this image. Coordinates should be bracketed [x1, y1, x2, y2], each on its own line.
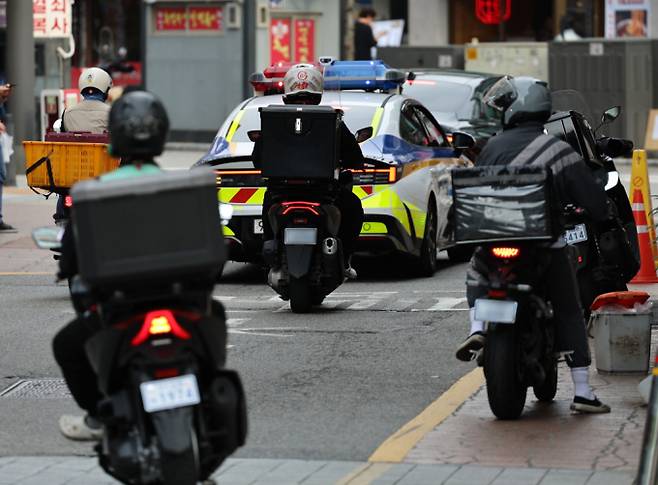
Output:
[455, 76, 611, 414]
[0, 81, 15, 232]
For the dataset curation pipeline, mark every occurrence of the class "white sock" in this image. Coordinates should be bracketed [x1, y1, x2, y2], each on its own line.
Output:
[469, 308, 485, 335]
[571, 366, 595, 400]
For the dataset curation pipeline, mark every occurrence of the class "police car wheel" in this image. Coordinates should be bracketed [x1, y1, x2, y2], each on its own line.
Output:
[415, 206, 438, 277]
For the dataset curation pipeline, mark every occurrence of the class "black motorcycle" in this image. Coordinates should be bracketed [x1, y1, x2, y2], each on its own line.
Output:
[257, 105, 359, 313]
[546, 94, 639, 314]
[34, 169, 246, 484]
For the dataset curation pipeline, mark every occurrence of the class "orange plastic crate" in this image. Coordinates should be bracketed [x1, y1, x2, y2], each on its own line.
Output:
[23, 141, 120, 190]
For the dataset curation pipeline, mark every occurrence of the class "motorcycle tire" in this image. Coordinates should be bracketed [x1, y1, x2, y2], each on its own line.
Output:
[483, 326, 527, 420]
[533, 360, 558, 402]
[160, 428, 199, 485]
[415, 206, 438, 277]
[290, 276, 312, 313]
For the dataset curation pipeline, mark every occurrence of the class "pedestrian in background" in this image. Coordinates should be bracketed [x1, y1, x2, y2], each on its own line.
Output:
[354, 7, 378, 61]
[0, 81, 15, 232]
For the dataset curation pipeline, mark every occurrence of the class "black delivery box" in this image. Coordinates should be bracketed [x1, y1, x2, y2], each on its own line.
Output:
[259, 105, 340, 179]
[70, 169, 225, 288]
[452, 165, 556, 244]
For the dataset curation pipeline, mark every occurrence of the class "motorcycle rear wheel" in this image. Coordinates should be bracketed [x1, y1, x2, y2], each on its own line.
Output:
[484, 326, 527, 420]
[290, 276, 312, 313]
[533, 360, 558, 402]
[160, 428, 199, 485]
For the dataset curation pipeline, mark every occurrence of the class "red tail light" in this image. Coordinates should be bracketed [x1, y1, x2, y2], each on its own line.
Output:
[281, 201, 320, 216]
[488, 289, 508, 298]
[131, 310, 191, 346]
[491, 247, 520, 259]
[64, 196, 73, 208]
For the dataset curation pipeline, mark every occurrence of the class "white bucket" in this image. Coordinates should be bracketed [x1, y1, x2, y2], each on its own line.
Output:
[591, 311, 651, 373]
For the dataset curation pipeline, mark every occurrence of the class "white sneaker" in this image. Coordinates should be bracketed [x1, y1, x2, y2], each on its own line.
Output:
[344, 266, 357, 280]
[59, 414, 103, 441]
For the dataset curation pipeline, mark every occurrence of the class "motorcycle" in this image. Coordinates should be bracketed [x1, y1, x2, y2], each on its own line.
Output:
[546, 92, 639, 314]
[32, 171, 246, 484]
[256, 105, 367, 313]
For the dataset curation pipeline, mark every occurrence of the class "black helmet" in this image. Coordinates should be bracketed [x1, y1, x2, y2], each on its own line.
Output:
[109, 90, 169, 158]
[484, 76, 552, 128]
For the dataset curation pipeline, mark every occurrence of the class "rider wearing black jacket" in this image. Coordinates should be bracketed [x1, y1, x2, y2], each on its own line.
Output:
[455, 77, 611, 414]
[252, 64, 365, 278]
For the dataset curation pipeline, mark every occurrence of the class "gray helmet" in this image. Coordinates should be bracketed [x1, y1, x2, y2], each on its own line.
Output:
[484, 76, 552, 128]
[109, 91, 169, 158]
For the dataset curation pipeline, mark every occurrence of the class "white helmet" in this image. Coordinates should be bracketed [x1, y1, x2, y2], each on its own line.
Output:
[283, 64, 323, 101]
[78, 67, 112, 97]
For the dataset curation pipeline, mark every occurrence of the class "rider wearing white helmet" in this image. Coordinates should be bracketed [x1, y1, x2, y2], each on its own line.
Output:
[61, 67, 112, 134]
[253, 63, 365, 278]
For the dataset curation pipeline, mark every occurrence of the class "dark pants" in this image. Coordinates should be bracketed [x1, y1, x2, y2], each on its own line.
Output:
[53, 301, 228, 416]
[467, 246, 591, 368]
[262, 187, 364, 259]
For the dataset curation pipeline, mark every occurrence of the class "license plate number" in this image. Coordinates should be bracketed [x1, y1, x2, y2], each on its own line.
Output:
[474, 299, 518, 324]
[253, 219, 264, 234]
[140, 374, 200, 413]
[564, 224, 588, 245]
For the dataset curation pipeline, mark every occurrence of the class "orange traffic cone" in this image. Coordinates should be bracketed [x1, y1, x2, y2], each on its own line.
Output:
[631, 189, 658, 283]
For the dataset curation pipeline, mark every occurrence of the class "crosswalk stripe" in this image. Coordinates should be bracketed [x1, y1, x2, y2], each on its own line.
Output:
[346, 300, 379, 310]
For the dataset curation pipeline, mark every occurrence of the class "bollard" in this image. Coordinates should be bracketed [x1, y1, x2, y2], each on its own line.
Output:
[636, 355, 658, 485]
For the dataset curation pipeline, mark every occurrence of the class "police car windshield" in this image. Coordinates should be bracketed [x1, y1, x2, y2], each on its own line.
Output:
[403, 80, 472, 119]
[229, 98, 379, 143]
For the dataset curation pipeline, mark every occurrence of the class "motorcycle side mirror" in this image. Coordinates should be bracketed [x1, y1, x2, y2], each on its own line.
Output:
[31, 226, 62, 250]
[355, 126, 374, 143]
[602, 106, 621, 124]
[451, 131, 476, 150]
[247, 130, 261, 142]
[605, 171, 619, 191]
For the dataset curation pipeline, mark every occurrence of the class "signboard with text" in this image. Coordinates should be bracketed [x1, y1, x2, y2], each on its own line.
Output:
[33, 0, 72, 38]
[155, 5, 223, 33]
[294, 19, 315, 63]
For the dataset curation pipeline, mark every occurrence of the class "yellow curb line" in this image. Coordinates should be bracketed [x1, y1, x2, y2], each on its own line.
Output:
[336, 463, 393, 485]
[0, 272, 53, 276]
[368, 367, 485, 463]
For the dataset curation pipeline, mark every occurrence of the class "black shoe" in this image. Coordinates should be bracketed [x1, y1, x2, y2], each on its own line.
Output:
[570, 395, 611, 414]
[455, 332, 486, 362]
[0, 222, 16, 232]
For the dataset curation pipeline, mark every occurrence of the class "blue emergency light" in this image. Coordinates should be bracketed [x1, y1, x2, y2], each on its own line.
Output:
[323, 60, 405, 92]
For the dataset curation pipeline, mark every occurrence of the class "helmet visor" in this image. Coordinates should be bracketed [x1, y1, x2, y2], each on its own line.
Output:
[484, 76, 517, 113]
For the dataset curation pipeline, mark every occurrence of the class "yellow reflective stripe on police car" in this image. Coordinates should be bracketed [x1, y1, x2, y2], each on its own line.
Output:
[222, 226, 235, 236]
[360, 187, 412, 236]
[370, 107, 384, 136]
[361, 222, 388, 234]
[225, 110, 246, 142]
[217, 187, 266, 204]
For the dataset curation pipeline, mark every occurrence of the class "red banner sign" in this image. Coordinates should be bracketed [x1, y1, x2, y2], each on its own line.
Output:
[294, 19, 315, 63]
[189, 7, 222, 31]
[156, 6, 187, 31]
[270, 18, 292, 64]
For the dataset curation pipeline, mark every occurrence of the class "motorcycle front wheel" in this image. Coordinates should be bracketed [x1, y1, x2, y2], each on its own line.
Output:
[484, 325, 527, 419]
[289, 276, 312, 313]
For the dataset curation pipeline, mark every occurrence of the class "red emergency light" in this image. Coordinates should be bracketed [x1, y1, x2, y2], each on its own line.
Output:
[250, 61, 323, 95]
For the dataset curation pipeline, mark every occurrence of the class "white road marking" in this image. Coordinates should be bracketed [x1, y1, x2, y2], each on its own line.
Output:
[346, 299, 379, 310]
[414, 297, 468, 312]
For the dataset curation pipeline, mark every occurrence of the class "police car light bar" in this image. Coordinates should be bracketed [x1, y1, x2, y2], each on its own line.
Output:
[323, 60, 405, 92]
[249, 72, 285, 95]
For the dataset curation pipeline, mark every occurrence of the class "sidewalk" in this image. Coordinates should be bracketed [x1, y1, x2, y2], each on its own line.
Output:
[0, 456, 635, 485]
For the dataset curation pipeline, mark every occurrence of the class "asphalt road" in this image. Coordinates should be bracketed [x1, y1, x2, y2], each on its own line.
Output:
[0, 190, 473, 461]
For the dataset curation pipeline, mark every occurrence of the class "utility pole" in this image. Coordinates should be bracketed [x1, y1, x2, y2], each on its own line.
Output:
[6, 0, 36, 185]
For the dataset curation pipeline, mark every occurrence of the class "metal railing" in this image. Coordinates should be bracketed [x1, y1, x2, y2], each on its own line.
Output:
[636, 356, 658, 485]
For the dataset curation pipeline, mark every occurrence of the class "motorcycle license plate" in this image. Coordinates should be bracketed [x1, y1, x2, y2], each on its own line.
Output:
[474, 299, 518, 324]
[564, 224, 588, 245]
[253, 219, 264, 234]
[284, 227, 317, 245]
[140, 374, 200, 413]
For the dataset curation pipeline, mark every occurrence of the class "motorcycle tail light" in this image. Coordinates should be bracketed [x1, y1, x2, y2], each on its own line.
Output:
[488, 289, 507, 298]
[64, 195, 73, 208]
[491, 247, 520, 259]
[131, 310, 191, 346]
[154, 368, 180, 379]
